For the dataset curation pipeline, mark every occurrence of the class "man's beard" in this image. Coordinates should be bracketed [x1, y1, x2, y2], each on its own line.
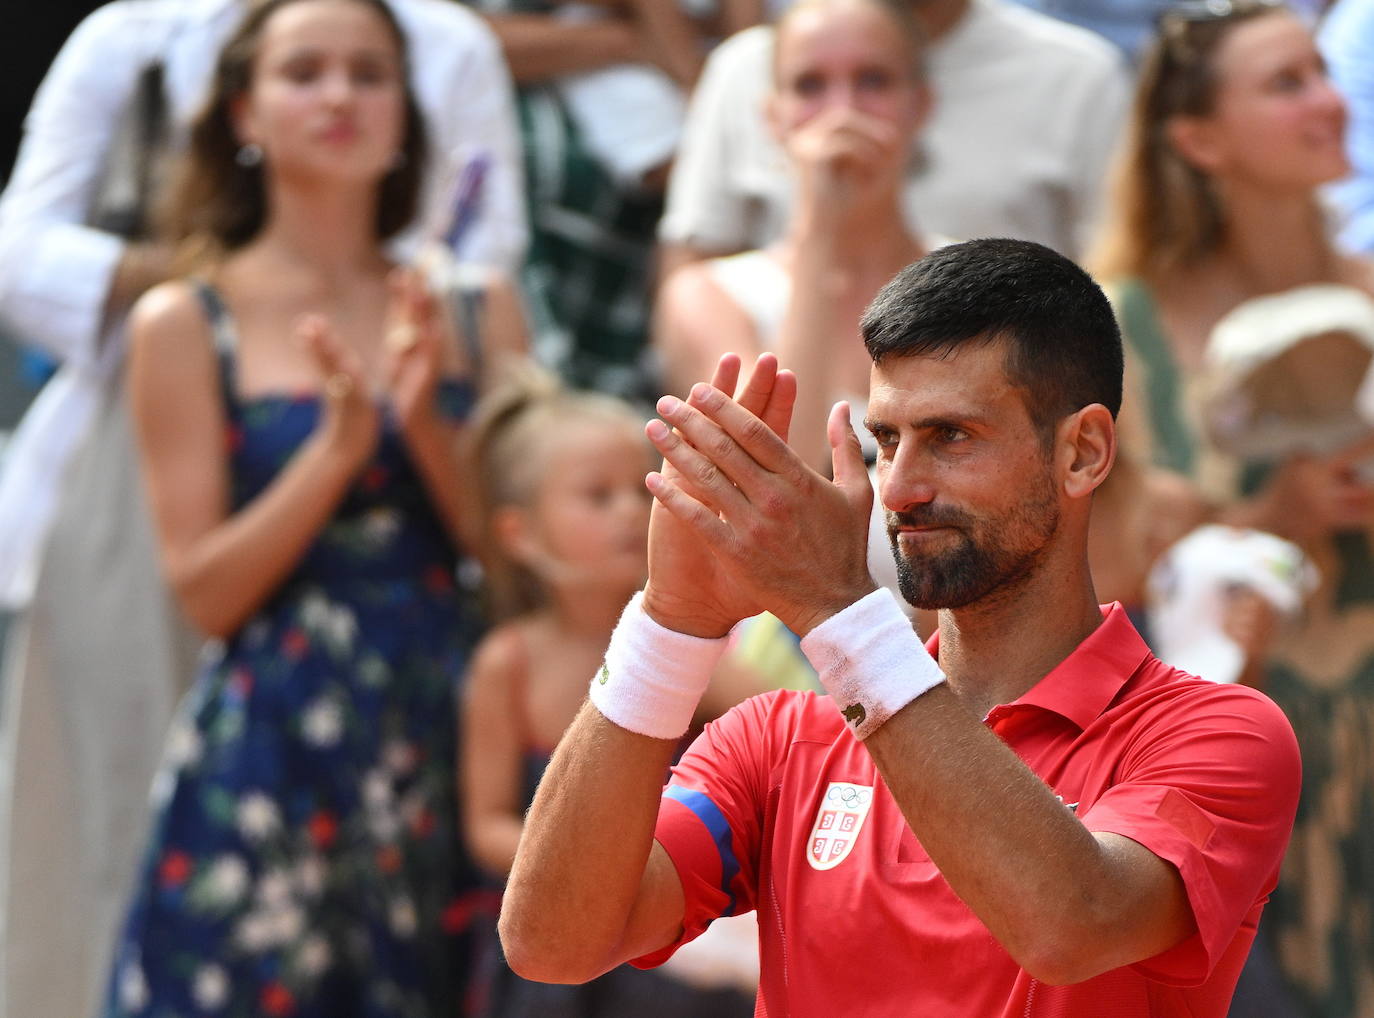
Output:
[887, 477, 1060, 610]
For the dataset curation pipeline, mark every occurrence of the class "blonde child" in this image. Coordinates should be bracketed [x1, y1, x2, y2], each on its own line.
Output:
[460, 368, 756, 1017]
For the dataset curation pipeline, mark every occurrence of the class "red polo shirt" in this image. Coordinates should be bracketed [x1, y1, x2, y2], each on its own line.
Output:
[634, 604, 1300, 1017]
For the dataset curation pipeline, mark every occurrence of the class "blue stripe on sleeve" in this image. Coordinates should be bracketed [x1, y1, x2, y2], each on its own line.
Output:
[663, 785, 740, 915]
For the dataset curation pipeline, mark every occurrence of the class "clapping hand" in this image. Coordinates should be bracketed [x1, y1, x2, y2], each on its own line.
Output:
[643, 354, 877, 638]
[299, 313, 380, 470]
[382, 266, 462, 439]
[641, 355, 795, 638]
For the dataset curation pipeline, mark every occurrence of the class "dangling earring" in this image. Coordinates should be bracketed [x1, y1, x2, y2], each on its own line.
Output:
[236, 143, 263, 168]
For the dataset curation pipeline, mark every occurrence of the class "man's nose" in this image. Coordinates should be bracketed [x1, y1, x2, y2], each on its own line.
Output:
[877, 452, 937, 513]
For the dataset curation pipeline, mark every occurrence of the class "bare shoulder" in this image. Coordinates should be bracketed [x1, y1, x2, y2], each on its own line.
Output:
[127, 279, 215, 357]
[657, 260, 759, 344]
[468, 620, 532, 690]
[659, 260, 730, 316]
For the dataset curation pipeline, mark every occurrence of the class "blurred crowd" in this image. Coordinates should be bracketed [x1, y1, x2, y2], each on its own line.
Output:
[0, 0, 1371, 1016]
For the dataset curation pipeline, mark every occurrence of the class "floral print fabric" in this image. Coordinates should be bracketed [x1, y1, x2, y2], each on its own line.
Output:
[103, 360, 484, 1018]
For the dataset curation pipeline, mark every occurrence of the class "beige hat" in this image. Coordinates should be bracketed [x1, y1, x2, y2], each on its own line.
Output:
[1203, 284, 1374, 461]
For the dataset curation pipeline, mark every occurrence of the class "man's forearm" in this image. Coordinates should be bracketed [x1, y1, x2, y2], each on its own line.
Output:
[480, 14, 641, 84]
[861, 683, 1193, 984]
[795, 593, 1195, 985]
[500, 701, 683, 983]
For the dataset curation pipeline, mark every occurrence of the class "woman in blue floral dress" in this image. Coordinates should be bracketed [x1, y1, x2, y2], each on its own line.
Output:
[100, 1, 524, 1014]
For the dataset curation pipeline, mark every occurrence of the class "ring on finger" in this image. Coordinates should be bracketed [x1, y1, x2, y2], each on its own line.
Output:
[325, 372, 355, 400]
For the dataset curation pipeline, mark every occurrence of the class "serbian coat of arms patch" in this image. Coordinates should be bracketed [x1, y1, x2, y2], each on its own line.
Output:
[806, 781, 874, 871]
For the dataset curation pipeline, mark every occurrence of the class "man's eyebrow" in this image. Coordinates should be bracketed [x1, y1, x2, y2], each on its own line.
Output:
[863, 413, 980, 433]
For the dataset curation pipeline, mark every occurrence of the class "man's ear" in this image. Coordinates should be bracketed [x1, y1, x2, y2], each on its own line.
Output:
[1059, 404, 1116, 499]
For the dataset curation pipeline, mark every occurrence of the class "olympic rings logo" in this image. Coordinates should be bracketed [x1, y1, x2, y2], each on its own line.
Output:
[826, 785, 872, 809]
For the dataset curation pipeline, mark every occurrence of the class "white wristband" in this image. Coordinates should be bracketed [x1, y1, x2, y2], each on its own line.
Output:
[800, 588, 945, 740]
[588, 591, 727, 740]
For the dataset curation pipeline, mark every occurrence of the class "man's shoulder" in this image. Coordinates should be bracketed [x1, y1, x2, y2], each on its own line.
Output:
[1119, 658, 1297, 744]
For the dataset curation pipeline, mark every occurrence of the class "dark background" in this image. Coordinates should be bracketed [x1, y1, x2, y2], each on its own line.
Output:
[2, 0, 104, 186]
[0, 1, 104, 427]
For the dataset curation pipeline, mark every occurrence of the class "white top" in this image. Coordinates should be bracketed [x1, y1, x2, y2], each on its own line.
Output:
[0, 0, 527, 606]
[704, 249, 793, 343]
[551, 4, 686, 184]
[659, 0, 1129, 259]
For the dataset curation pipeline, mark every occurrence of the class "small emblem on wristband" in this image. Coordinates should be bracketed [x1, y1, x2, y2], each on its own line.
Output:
[841, 702, 867, 729]
[807, 782, 874, 870]
[597, 664, 610, 686]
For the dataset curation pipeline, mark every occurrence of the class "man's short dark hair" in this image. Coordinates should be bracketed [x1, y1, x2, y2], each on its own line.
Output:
[860, 239, 1124, 441]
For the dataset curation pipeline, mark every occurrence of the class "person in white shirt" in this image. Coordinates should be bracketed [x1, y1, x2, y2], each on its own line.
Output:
[657, 0, 1129, 277]
[0, 3, 523, 1016]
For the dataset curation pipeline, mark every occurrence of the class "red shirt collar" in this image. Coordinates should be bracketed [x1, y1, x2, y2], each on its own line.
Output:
[925, 603, 1154, 730]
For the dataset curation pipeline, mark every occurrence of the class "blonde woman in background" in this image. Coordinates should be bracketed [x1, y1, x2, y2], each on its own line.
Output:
[655, 0, 933, 472]
[1091, 4, 1374, 1013]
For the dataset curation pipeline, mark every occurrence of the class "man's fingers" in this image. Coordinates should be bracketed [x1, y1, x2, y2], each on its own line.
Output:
[645, 470, 734, 549]
[760, 368, 797, 444]
[679, 381, 798, 477]
[646, 414, 750, 518]
[733, 353, 796, 444]
[735, 352, 778, 413]
[829, 401, 875, 514]
[707, 353, 743, 400]
[828, 402, 866, 482]
[658, 354, 740, 487]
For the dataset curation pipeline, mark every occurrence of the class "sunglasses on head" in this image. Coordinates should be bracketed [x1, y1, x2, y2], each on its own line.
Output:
[1155, 0, 1287, 57]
